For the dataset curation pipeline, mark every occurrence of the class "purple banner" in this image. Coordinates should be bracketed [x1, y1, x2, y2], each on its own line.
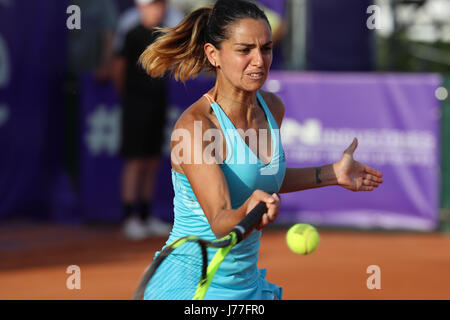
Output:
[264, 72, 442, 230]
[79, 75, 123, 222]
[0, 0, 68, 221]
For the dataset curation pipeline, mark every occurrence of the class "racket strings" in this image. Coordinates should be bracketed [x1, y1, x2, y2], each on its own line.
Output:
[144, 241, 207, 300]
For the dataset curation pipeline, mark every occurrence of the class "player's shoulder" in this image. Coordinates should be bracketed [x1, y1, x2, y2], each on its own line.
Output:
[173, 95, 216, 133]
[259, 90, 285, 128]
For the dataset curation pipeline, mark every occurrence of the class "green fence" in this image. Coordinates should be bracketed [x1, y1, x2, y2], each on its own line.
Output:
[440, 74, 450, 232]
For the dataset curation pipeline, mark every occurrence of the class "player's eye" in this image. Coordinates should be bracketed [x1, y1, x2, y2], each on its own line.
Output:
[238, 48, 250, 53]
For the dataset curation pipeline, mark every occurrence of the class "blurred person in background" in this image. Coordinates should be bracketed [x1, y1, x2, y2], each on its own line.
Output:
[64, 0, 119, 189]
[114, 0, 184, 53]
[113, 0, 172, 240]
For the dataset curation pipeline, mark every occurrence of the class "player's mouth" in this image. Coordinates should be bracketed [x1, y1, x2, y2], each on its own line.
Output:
[246, 71, 265, 80]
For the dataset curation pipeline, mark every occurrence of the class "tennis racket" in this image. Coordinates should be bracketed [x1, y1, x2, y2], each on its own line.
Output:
[132, 201, 269, 300]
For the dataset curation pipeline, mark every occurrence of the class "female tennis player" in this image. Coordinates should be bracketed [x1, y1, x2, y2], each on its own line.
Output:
[138, 0, 383, 300]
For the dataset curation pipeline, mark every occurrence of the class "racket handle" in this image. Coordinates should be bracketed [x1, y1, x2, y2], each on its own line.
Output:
[232, 201, 268, 243]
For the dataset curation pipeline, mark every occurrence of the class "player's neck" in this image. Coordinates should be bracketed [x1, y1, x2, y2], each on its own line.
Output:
[210, 80, 259, 122]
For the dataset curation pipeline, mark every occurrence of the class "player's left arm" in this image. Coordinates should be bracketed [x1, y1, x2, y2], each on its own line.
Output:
[262, 91, 383, 194]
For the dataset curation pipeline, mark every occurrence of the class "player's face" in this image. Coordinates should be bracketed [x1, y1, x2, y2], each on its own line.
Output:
[217, 18, 273, 92]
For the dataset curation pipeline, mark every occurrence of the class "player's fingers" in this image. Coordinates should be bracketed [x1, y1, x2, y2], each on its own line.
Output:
[266, 208, 277, 223]
[360, 185, 375, 191]
[246, 190, 274, 215]
[364, 173, 383, 183]
[248, 191, 280, 228]
[252, 190, 276, 207]
[262, 213, 270, 226]
[266, 193, 280, 222]
[343, 137, 358, 156]
[364, 166, 383, 178]
[272, 193, 281, 203]
[363, 178, 379, 188]
[256, 214, 269, 230]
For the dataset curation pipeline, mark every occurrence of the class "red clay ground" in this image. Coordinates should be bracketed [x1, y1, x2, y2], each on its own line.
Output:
[0, 223, 449, 300]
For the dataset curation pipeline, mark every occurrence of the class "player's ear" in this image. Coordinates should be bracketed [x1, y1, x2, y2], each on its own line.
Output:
[204, 43, 219, 68]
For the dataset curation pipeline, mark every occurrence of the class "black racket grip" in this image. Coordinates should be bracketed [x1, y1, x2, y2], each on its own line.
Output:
[232, 201, 268, 243]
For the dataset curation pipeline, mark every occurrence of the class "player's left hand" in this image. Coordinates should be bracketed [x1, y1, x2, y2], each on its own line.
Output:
[334, 138, 383, 192]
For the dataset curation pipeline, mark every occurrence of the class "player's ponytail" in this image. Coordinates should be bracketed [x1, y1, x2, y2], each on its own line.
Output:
[139, 5, 213, 82]
[139, 0, 270, 82]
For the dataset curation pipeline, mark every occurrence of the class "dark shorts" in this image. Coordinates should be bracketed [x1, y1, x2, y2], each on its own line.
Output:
[120, 94, 167, 159]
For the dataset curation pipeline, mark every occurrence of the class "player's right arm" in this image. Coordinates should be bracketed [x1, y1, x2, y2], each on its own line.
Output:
[170, 104, 279, 239]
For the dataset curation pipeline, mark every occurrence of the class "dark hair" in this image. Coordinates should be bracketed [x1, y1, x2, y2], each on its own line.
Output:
[206, 0, 271, 49]
[139, 0, 270, 82]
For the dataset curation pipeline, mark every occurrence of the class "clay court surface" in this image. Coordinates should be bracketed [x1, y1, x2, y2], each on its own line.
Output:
[1, 222, 449, 300]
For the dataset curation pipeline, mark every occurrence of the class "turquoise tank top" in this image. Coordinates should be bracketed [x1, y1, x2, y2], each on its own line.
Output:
[150, 91, 286, 300]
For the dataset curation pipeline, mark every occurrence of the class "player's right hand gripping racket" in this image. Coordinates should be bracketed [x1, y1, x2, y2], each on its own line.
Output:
[132, 201, 268, 300]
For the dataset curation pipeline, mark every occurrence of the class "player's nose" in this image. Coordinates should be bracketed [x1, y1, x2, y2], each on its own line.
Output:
[251, 49, 264, 67]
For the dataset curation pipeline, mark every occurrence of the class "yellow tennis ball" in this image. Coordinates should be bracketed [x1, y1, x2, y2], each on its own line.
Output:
[286, 224, 320, 255]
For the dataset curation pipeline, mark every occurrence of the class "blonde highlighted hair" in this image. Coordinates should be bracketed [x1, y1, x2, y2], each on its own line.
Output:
[139, 0, 270, 82]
